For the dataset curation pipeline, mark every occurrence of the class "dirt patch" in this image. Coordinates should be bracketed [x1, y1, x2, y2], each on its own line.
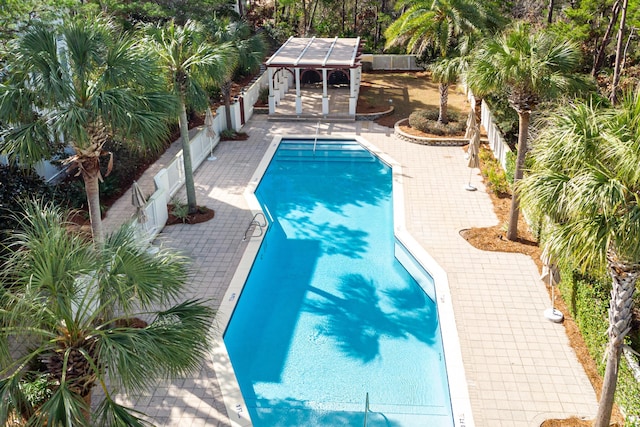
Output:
[357, 71, 470, 128]
[165, 205, 215, 226]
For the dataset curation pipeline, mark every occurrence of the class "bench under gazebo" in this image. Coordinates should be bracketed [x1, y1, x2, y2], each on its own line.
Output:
[265, 37, 363, 120]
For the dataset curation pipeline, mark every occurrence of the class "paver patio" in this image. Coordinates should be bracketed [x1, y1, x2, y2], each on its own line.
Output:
[106, 114, 597, 426]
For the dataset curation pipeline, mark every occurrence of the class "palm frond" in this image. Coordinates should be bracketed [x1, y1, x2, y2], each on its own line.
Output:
[94, 397, 154, 427]
[100, 224, 189, 312]
[0, 375, 32, 425]
[96, 299, 214, 394]
[37, 382, 90, 427]
[521, 94, 640, 270]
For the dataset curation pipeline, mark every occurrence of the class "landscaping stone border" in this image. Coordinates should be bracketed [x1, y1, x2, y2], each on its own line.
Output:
[394, 118, 470, 146]
[355, 105, 394, 121]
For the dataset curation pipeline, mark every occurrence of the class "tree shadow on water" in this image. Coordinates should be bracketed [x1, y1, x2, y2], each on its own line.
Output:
[284, 215, 369, 259]
[304, 274, 438, 363]
[249, 397, 402, 427]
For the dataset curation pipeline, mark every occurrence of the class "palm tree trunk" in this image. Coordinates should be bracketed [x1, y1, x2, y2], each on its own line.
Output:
[594, 251, 638, 427]
[506, 110, 530, 241]
[179, 100, 198, 215]
[592, 0, 621, 77]
[222, 80, 233, 131]
[353, 0, 358, 34]
[547, 0, 554, 24]
[610, 0, 629, 105]
[438, 83, 449, 124]
[81, 157, 104, 245]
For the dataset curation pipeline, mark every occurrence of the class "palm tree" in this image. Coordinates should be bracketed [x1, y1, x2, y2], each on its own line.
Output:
[145, 20, 234, 214]
[210, 19, 266, 131]
[467, 22, 582, 241]
[518, 94, 640, 427]
[0, 201, 215, 426]
[384, 0, 501, 124]
[0, 18, 174, 244]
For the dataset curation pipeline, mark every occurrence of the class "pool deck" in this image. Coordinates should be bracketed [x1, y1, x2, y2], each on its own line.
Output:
[104, 115, 597, 426]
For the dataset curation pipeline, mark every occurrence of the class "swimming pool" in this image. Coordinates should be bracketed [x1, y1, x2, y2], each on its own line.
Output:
[223, 138, 455, 426]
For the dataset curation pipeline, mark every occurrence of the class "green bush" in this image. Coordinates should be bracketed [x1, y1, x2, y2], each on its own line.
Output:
[0, 165, 55, 255]
[478, 147, 511, 195]
[484, 95, 518, 147]
[258, 87, 269, 104]
[559, 268, 640, 421]
[408, 109, 466, 136]
[505, 150, 516, 184]
[169, 197, 189, 223]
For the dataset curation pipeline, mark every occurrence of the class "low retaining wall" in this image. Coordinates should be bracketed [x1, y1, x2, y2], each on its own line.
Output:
[394, 118, 470, 146]
[356, 106, 394, 121]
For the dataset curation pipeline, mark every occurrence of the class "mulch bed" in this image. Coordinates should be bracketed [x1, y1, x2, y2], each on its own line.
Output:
[166, 205, 215, 226]
[220, 132, 249, 141]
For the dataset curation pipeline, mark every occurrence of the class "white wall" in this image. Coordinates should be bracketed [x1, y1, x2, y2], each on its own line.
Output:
[360, 54, 424, 71]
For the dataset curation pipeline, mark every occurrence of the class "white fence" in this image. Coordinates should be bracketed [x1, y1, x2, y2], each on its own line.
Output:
[360, 54, 424, 71]
[137, 72, 268, 239]
[481, 99, 511, 170]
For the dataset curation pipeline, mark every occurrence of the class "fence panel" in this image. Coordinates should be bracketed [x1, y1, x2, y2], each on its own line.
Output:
[360, 54, 424, 71]
[481, 100, 511, 170]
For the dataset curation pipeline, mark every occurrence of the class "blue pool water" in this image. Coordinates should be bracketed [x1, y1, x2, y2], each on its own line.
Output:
[224, 139, 453, 426]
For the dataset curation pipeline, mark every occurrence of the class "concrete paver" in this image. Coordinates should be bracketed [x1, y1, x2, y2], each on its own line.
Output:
[107, 114, 597, 426]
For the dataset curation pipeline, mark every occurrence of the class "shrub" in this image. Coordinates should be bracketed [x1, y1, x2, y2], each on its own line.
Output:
[484, 95, 518, 147]
[505, 150, 516, 184]
[169, 197, 189, 223]
[408, 109, 466, 136]
[0, 166, 55, 253]
[478, 147, 510, 195]
[559, 268, 640, 421]
[258, 86, 269, 104]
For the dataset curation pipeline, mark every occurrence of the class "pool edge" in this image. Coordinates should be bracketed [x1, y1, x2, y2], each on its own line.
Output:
[214, 134, 475, 427]
[212, 135, 282, 427]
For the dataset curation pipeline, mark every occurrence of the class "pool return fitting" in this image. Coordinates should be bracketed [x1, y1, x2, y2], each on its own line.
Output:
[242, 212, 267, 241]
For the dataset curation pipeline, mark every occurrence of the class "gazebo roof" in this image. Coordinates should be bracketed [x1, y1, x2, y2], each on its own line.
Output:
[265, 37, 362, 68]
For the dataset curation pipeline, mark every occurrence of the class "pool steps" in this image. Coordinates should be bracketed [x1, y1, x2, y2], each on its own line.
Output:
[276, 139, 375, 162]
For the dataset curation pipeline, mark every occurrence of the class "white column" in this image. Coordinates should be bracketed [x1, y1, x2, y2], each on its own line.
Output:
[274, 69, 281, 103]
[348, 67, 357, 116]
[279, 70, 286, 100]
[295, 68, 302, 114]
[268, 67, 275, 114]
[322, 69, 329, 116]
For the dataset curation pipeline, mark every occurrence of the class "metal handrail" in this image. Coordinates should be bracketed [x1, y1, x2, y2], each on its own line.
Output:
[363, 392, 369, 427]
[242, 212, 267, 241]
[313, 121, 320, 155]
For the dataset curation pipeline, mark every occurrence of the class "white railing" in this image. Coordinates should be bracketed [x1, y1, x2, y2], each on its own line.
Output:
[481, 99, 511, 170]
[360, 54, 424, 71]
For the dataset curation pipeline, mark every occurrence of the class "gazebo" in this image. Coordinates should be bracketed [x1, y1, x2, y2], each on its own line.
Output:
[265, 37, 363, 118]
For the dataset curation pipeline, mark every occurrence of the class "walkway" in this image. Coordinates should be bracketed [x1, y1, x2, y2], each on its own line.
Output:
[108, 115, 597, 426]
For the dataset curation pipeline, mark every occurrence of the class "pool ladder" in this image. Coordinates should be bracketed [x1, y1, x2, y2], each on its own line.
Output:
[363, 392, 370, 427]
[312, 121, 320, 155]
[242, 212, 267, 241]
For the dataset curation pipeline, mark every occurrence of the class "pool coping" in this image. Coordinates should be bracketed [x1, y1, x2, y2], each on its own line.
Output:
[211, 135, 475, 427]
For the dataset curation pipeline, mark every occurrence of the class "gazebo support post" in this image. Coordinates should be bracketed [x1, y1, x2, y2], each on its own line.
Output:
[295, 68, 302, 114]
[322, 68, 329, 116]
[268, 67, 276, 114]
[349, 67, 357, 116]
